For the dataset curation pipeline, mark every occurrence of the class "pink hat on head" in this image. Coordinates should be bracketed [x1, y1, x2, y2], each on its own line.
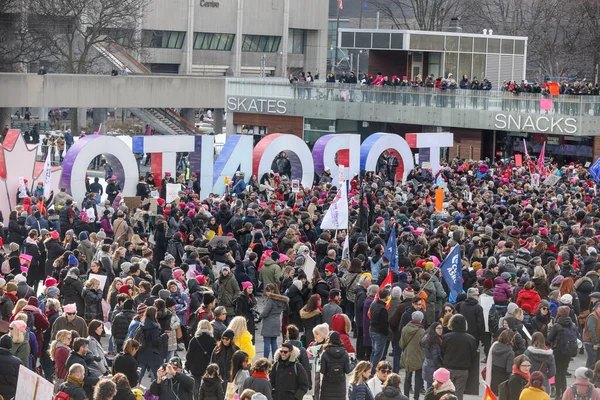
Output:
[63, 303, 77, 314]
[11, 320, 27, 333]
[111, 175, 116, 180]
[195, 275, 206, 285]
[45, 276, 57, 287]
[241, 281, 253, 291]
[430, 255, 440, 267]
[279, 254, 289, 263]
[433, 368, 450, 383]
[173, 269, 184, 280]
[202, 204, 209, 210]
[477, 269, 485, 277]
[188, 210, 195, 217]
[539, 227, 548, 235]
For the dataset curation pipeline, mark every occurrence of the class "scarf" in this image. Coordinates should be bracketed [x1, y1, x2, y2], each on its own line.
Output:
[252, 372, 269, 380]
[67, 375, 84, 387]
[4, 293, 18, 302]
[512, 365, 530, 381]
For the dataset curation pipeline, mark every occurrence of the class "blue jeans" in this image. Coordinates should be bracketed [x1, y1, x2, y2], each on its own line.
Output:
[139, 363, 159, 382]
[391, 340, 401, 373]
[370, 331, 387, 373]
[264, 337, 278, 360]
[108, 335, 115, 353]
[345, 302, 355, 332]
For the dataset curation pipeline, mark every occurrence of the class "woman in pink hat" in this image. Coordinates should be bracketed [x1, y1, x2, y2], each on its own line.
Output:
[424, 368, 455, 400]
[8, 320, 30, 367]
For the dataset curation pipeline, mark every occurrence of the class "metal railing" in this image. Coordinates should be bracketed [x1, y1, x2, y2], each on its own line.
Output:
[226, 79, 600, 117]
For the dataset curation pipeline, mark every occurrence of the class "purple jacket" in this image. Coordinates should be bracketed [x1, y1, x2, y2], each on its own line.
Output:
[100, 218, 113, 237]
[363, 296, 374, 346]
[493, 277, 512, 303]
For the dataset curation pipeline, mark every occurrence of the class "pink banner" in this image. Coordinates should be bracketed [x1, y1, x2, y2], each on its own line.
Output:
[540, 98, 552, 111]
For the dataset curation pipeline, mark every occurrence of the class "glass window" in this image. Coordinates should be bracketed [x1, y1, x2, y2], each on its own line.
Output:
[372, 33, 390, 48]
[355, 32, 371, 48]
[341, 32, 354, 48]
[445, 52, 458, 78]
[288, 29, 305, 54]
[390, 33, 403, 49]
[488, 38, 501, 53]
[194, 33, 235, 50]
[458, 53, 472, 78]
[501, 39, 514, 54]
[474, 37, 486, 53]
[446, 36, 458, 51]
[514, 40, 525, 55]
[242, 35, 281, 52]
[410, 34, 444, 51]
[142, 30, 186, 49]
[472, 54, 486, 80]
[459, 37, 473, 52]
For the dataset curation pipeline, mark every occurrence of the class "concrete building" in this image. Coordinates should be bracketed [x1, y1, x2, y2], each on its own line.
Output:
[141, 0, 328, 77]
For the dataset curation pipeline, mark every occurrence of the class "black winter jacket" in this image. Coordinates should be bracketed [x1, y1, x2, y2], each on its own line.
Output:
[198, 376, 224, 400]
[112, 309, 136, 344]
[455, 297, 485, 342]
[83, 287, 103, 322]
[150, 371, 195, 400]
[62, 275, 85, 317]
[210, 343, 239, 384]
[0, 348, 20, 400]
[186, 333, 217, 377]
[113, 352, 139, 388]
[320, 343, 351, 400]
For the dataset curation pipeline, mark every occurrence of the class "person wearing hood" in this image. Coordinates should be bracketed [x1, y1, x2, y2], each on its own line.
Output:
[524, 332, 556, 393]
[441, 314, 478, 400]
[158, 253, 175, 288]
[548, 305, 578, 398]
[320, 331, 351, 400]
[493, 272, 513, 305]
[455, 288, 485, 346]
[423, 368, 456, 400]
[77, 231, 95, 267]
[269, 342, 309, 400]
[562, 367, 600, 400]
[517, 281, 541, 316]
[62, 264, 85, 317]
[260, 254, 283, 287]
[217, 265, 240, 318]
[187, 320, 217, 394]
[258, 283, 289, 360]
[332, 313, 355, 353]
[530, 301, 552, 340]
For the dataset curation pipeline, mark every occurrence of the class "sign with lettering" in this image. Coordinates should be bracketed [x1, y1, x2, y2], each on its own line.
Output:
[227, 97, 288, 114]
[199, 0, 219, 7]
[494, 113, 577, 134]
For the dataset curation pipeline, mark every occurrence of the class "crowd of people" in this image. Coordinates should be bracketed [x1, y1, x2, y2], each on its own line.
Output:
[2, 149, 600, 400]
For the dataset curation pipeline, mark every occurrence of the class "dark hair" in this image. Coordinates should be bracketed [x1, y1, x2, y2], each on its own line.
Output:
[304, 294, 321, 313]
[412, 296, 422, 304]
[379, 287, 390, 299]
[498, 329, 515, 345]
[145, 306, 158, 323]
[230, 350, 249, 382]
[87, 320, 103, 339]
[123, 338, 140, 354]
[154, 298, 166, 311]
[204, 363, 222, 380]
[265, 283, 280, 295]
[112, 373, 131, 389]
[286, 324, 300, 340]
[424, 322, 443, 349]
[73, 337, 89, 352]
[250, 358, 271, 373]
[349, 258, 363, 273]
[328, 289, 341, 299]
[117, 293, 129, 304]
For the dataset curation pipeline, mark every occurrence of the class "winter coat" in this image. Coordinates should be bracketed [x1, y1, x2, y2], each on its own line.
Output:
[65, 350, 100, 397]
[349, 383, 375, 400]
[16, 281, 35, 300]
[158, 262, 173, 288]
[149, 371, 195, 400]
[322, 301, 342, 328]
[389, 299, 415, 342]
[320, 343, 351, 400]
[0, 347, 20, 400]
[287, 285, 305, 330]
[400, 321, 425, 372]
[562, 379, 600, 400]
[77, 240, 96, 268]
[493, 277, 512, 303]
[210, 343, 239, 384]
[62, 275, 85, 317]
[199, 376, 224, 400]
[24, 240, 45, 282]
[234, 331, 255, 362]
[44, 238, 65, 276]
[269, 347, 310, 400]
[235, 293, 256, 336]
[455, 297, 485, 342]
[532, 277, 551, 300]
[441, 318, 478, 370]
[217, 274, 240, 315]
[518, 386, 550, 400]
[240, 375, 273, 400]
[87, 335, 109, 376]
[55, 342, 71, 380]
[83, 287, 103, 322]
[423, 380, 456, 400]
[112, 309, 136, 346]
[575, 276, 594, 315]
[421, 334, 443, 384]
[260, 258, 282, 287]
[114, 387, 137, 400]
[341, 272, 361, 303]
[260, 292, 288, 337]
[505, 372, 528, 400]
[523, 346, 556, 393]
[489, 342, 514, 393]
[186, 332, 217, 378]
[300, 308, 322, 346]
[51, 314, 88, 340]
[136, 318, 166, 366]
[0, 294, 15, 321]
[112, 351, 139, 388]
[332, 313, 355, 353]
[375, 386, 409, 400]
[362, 296, 375, 346]
[58, 377, 88, 400]
[516, 289, 541, 315]
[355, 286, 367, 328]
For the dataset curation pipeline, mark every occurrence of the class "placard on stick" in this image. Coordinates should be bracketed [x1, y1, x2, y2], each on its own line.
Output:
[123, 196, 141, 212]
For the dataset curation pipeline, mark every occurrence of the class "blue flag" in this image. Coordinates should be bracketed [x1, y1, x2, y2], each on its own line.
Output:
[438, 245, 463, 302]
[589, 157, 600, 184]
[384, 226, 398, 273]
[364, 0, 368, 9]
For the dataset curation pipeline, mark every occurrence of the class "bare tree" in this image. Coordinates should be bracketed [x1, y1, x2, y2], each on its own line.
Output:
[0, 0, 42, 71]
[369, 0, 464, 31]
[27, 0, 150, 130]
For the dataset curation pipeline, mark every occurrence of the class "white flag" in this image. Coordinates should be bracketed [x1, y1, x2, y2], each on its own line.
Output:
[320, 180, 349, 230]
[43, 152, 52, 198]
[342, 234, 350, 260]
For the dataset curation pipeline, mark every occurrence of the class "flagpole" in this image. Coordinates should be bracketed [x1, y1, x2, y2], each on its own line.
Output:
[334, 0, 340, 74]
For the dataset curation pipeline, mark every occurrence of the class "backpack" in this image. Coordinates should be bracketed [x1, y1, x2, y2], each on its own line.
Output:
[571, 384, 594, 400]
[23, 309, 37, 333]
[54, 392, 70, 400]
[132, 324, 145, 347]
[559, 324, 579, 357]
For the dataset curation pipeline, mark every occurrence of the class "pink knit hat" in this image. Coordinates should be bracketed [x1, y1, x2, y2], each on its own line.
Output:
[173, 269, 184, 280]
[11, 320, 27, 333]
[433, 368, 450, 383]
[241, 281, 253, 291]
[63, 303, 77, 314]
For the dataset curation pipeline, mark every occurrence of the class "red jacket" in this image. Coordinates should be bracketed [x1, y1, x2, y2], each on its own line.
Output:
[22, 305, 50, 357]
[516, 289, 541, 315]
[331, 314, 355, 353]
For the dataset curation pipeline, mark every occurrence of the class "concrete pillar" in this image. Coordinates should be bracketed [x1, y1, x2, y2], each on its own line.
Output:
[77, 107, 87, 132]
[180, 108, 195, 124]
[214, 108, 224, 135]
[226, 111, 234, 136]
[93, 108, 108, 134]
[182, 0, 195, 75]
[233, 0, 244, 77]
[280, 0, 290, 78]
